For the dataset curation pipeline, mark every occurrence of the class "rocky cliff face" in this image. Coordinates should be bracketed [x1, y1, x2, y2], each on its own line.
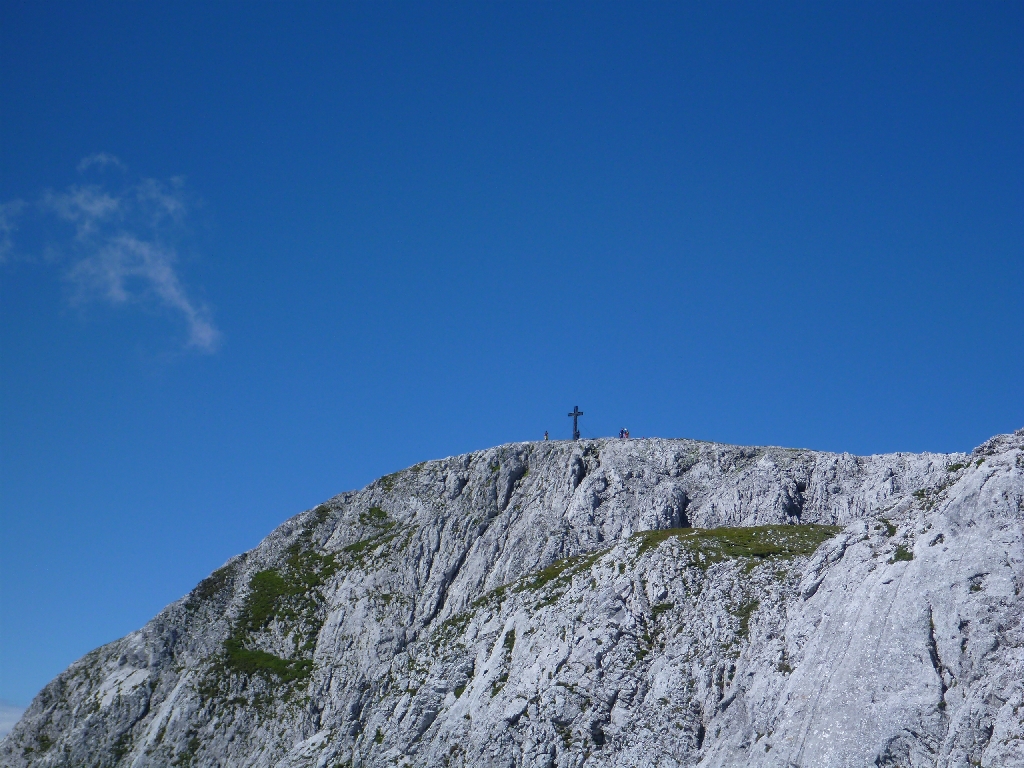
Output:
[4, 430, 1024, 768]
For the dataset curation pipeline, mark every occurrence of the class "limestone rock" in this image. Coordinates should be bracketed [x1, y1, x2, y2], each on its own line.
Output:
[3, 430, 1024, 767]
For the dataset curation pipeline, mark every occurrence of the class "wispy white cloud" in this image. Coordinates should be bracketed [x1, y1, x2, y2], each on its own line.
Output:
[68, 234, 220, 352]
[135, 177, 187, 223]
[0, 200, 24, 262]
[43, 185, 121, 239]
[1, 156, 221, 353]
[77, 152, 127, 173]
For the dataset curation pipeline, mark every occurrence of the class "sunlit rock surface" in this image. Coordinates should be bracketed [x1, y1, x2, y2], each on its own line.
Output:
[3, 429, 1024, 767]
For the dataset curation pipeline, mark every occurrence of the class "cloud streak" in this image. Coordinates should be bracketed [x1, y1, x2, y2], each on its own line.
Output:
[3, 155, 221, 353]
[0, 200, 24, 262]
[68, 234, 220, 352]
[77, 152, 127, 173]
[43, 184, 121, 239]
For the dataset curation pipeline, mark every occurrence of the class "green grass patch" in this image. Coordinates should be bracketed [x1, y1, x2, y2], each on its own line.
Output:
[632, 524, 842, 565]
[215, 522, 341, 688]
[735, 599, 760, 638]
[174, 734, 200, 767]
[310, 503, 332, 527]
[514, 549, 607, 593]
[343, 533, 396, 554]
[880, 519, 897, 537]
[378, 472, 400, 492]
[471, 584, 507, 609]
[359, 506, 390, 526]
[462, 549, 611, 617]
[343, 537, 377, 554]
[947, 463, 966, 472]
[890, 545, 914, 563]
[287, 548, 339, 586]
[651, 602, 674, 618]
[242, 570, 290, 631]
[341, 531, 401, 567]
[534, 592, 561, 610]
[237, 552, 341, 636]
[190, 563, 235, 605]
[517, 560, 575, 591]
[223, 638, 313, 682]
[433, 609, 474, 647]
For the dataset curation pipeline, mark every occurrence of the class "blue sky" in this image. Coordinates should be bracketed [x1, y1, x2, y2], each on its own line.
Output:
[1, 2, 1021, 707]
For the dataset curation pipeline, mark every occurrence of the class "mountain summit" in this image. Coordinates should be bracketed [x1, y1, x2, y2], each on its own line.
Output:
[4, 430, 1024, 767]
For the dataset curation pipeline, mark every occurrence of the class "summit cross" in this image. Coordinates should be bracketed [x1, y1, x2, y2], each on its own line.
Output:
[568, 406, 584, 441]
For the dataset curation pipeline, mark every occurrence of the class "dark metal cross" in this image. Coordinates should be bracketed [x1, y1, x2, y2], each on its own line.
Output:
[568, 405, 584, 441]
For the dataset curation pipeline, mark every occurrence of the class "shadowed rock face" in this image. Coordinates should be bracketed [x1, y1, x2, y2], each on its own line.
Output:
[4, 431, 1024, 768]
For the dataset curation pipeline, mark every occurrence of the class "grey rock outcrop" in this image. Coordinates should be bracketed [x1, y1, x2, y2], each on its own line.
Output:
[3, 429, 1024, 767]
